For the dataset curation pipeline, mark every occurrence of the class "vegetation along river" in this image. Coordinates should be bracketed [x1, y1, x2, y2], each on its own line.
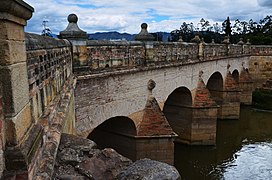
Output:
[174, 107, 272, 179]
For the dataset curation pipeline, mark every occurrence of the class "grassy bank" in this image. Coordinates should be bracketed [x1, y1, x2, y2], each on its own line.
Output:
[252, 89, 272, 110]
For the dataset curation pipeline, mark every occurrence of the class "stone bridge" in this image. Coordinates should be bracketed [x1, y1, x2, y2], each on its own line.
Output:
[75, 39, 272, 164]
[1, 0, 272, 179]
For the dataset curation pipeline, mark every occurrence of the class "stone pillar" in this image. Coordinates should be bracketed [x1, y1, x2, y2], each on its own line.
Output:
[0, 0, 34, 145]
[59, 14, 88, 71]
[190, 77, 218, 145]
[134, 23, 155, 65]
[0, 82, 4, 177]
[218, 72, 241, 119]
[129, 80, 176, 165]
[0, 0, 36, 177]
[240, 68, 254, 105]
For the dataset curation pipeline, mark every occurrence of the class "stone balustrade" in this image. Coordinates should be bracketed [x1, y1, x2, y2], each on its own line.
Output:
[73, 39, 272, 75]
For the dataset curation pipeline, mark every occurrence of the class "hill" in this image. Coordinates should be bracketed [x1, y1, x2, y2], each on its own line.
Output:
[88, 31, 171, 42]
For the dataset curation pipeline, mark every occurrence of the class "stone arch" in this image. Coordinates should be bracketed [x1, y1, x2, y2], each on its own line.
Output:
[88, 116, 137, 159]
[232, 69, 240, 84]
[207, 72, 224, 104]
[163, 87, 192, 144]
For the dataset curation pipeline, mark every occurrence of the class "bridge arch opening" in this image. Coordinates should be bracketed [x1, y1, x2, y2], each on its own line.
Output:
[232, 69, 240, 84]
[207, 72, 224, 105]
[163, 87, 192, 143]
[88, 116, 137, 159]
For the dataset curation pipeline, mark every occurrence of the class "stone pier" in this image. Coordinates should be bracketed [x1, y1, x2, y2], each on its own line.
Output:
[0, 0, 36, 178]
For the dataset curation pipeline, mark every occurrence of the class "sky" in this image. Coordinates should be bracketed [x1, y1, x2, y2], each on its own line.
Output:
[24, 0, 272, 35]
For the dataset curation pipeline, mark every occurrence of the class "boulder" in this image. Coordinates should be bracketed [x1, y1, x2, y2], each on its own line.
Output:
[117, 158, 181, 180]
[77, 148, 132, 180]
[54, 134, 180, 180]
[53, 134, 132, 179]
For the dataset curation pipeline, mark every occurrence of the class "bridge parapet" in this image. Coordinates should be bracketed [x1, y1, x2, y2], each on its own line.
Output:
[25, 33, 73, 123]
[73, 40, 266, 75]
[251, 45, 272, 56]
[86, 40, 145, 70]
[152, 42, 198, 64]
[0, 29, 75, 179]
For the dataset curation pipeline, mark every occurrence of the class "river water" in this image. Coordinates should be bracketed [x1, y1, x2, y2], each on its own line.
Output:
[174, 107, 272, 180]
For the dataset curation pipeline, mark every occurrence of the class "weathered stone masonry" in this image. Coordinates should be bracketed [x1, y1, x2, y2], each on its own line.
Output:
[74, 38, 271, 150]
[1, 1, 272, 178]
[0, 1, 76, 178]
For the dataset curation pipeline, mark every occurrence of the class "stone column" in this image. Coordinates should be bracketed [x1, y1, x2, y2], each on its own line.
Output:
[190, 77, 218, 145]
[240, 68, 254, 105]
[0, 81, 4, 177]
[218, 72, 241, 119]
[134, 23, 155, 65]
[0, 0, 34, 176]
[59, 14, 88, 71]
[129, 80, 176, 165]
[0, 0, 33, 145]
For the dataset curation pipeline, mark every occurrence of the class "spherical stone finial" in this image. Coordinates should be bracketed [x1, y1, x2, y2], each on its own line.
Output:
[141, 23, 148, 30]
[227, 64, 231, 70]
[147, 79, 156, 91]
[68, 14, 78, 23]
[199, 70, 204, 78]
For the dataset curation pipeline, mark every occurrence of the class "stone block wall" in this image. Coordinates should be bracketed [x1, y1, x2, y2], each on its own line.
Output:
[191, 107, 217, 145]
[135, 137, 175, 165]
[228, 44, 244, 56]
[152, 42, 198, 64]
[2, 30, 75, 178]
[74, 40, 256, 75]
[203, 44, 228, 60]
[0, 83, 3, 177]
[25, 33, 72, 123]
[249, 55, 272, 88]
[86, 40, 145, 70]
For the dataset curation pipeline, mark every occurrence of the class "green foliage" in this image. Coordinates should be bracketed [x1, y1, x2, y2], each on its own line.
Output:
[170, 15, 272, 44]
[223, 17, 232, 36]
[252, 89, 272, 110]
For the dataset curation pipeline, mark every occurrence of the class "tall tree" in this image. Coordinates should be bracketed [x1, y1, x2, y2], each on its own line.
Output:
[223, 16, 232, 36]
[199, 18, 211, 31]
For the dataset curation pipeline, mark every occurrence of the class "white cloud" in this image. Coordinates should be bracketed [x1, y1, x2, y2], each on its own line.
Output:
[24, 0, 272, 34]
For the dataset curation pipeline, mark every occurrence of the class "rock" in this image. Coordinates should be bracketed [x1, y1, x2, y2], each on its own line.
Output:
[58, 148, 81, 165]
[77, 148, 132, 180]
[57, 174, 89, 180]
[54, 134, 181, 180]
[59, 133, 97, 152]
[53, 134, 99, 179]
[53, 163, 79, 178]
[117, 158, 181, 180]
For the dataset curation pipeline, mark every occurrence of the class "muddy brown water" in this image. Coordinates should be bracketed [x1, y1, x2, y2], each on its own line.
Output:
[174, 107, 272, 180]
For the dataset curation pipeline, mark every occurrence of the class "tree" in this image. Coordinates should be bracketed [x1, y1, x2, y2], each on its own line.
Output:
[199, 18, 211, 31]
[233, 19, 249, 34]
[260, 15, 272, 34]
[213, 22, 221, 33]
[223, 16, 232, 36]
[170, 22, 195, 42]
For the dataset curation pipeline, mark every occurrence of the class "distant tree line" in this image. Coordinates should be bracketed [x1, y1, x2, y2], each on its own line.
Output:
[170, 15, 272, 45]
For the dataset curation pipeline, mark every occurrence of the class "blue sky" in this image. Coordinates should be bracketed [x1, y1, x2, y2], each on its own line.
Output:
[24, 0, 272, 35]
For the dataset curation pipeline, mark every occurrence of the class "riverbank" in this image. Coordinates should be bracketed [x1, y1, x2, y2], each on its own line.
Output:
[53, 134, 181, 179]
[252, 88, 272, 111]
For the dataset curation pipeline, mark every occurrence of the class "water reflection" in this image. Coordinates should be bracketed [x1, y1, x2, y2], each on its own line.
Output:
[174, 107, 272, 180]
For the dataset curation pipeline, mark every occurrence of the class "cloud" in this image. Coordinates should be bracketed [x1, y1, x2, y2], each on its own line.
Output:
[258, 0, 272, 7]
[24, 0, 271, 34]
